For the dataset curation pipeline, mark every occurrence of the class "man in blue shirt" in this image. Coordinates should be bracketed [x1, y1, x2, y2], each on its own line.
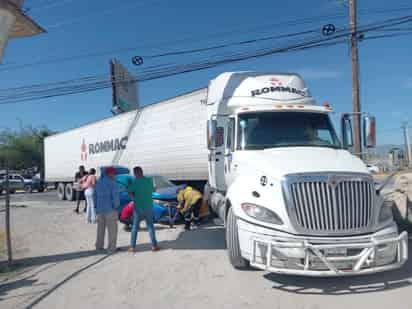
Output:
[94, 167, 120, 253]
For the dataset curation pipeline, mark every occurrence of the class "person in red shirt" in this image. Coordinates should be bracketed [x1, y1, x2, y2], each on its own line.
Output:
[119, 201, 134, 231]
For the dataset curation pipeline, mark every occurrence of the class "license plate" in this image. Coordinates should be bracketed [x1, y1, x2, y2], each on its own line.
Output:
[323, 248, 347, 256]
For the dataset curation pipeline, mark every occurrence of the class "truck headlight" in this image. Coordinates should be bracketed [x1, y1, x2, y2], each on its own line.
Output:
[379, 201, 394, 223]
[241, 203, 283, 225]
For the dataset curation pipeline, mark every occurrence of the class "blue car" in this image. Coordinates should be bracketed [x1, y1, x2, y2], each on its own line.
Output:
[116, 173, 186, 223]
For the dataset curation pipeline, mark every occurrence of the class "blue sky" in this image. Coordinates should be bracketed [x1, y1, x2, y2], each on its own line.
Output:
[1, 0, 411, 145]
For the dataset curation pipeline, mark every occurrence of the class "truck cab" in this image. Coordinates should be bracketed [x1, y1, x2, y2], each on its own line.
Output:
[206, 72, 408, 276]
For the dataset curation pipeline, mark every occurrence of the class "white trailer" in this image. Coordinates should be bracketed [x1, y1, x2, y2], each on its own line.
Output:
[45, 71, 408, 276]
[44, 88, 209, 200]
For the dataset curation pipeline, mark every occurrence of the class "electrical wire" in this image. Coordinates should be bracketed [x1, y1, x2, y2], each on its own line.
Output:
[0, 15, 411, 104]
[4, 5, 412, 72]
[0, 28, 323, 73]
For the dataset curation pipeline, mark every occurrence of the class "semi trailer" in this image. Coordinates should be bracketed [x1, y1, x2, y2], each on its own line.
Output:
[44, 71, 408, 276]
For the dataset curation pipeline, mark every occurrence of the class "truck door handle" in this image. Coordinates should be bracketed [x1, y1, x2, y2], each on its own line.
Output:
[216, 158, 220, 162]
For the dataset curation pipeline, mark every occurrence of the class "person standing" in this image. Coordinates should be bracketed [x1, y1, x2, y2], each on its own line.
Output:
[177, 186, 203, 230]
[94, 167, 120, 253]
[74, 165, 88, 213]
[82, 168, 97, 224]
[128, 166, 159, 252]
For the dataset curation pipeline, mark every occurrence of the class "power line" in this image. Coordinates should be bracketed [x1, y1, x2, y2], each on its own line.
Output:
[43, 0, 163, 29]
[0, 15, 411, 104]
[0, 27, 324, 73]
[3, 5, 412, 72]
[25, 0, 77, 12]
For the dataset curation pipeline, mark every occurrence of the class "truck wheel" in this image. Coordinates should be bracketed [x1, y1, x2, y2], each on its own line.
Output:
[226, 207, 250, 269]
[57, 183, 66, 200]
[24, 185, 33, 193]
[65, 183, 75, 201]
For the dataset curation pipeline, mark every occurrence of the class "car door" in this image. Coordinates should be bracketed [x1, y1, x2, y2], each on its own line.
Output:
[11, 175, 24, 190]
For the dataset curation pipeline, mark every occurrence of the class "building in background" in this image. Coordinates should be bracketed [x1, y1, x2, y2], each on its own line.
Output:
[0, 0, 44, 62]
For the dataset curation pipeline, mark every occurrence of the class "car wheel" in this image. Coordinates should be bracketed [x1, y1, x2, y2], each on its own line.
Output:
[226, 207, 250, 269]
[24, 185, 33, 193]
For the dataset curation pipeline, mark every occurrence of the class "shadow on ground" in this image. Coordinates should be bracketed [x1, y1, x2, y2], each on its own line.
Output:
[134, 225, 226, 252]
[0, 224, 225, 305]
[264, 242, 412, 295]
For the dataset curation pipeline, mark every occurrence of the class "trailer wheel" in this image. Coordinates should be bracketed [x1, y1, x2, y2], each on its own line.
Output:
[65, 183, 75, 201]
[57, 183, 66, 200]
[226, 207, 250, 269]
[24, 185, 33, 193]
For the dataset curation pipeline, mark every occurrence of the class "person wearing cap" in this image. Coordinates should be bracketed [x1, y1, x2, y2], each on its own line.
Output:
[94, 166, 120, 253]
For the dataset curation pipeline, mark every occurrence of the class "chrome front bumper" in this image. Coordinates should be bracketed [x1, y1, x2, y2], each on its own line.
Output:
[250, 231, 408, 276]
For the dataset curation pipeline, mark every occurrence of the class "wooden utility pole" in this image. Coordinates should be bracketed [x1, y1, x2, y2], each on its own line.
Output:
[5, 166, 12, 264]
[349, 0, 362, 156]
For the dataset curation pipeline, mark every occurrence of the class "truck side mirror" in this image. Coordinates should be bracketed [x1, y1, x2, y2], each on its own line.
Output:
[341, 114, 353, 149]
[207, 119, 217, 150]
[363, 115, 376, 148]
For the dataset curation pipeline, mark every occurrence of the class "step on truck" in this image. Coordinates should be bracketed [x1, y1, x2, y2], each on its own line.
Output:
[44, 71, 408, 276]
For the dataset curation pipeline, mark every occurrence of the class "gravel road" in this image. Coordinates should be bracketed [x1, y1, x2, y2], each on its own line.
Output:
[1, 191, 412, 309]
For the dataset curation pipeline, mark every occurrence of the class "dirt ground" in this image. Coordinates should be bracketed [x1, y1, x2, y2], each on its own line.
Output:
[1, 192, 412, 309]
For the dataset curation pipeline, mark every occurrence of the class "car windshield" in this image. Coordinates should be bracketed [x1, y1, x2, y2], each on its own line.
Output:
[152, 176, 175, 189]
[237, 111, 341, 150]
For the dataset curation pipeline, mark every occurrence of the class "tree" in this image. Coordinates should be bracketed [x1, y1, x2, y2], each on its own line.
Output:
[0, 126, 54, 176]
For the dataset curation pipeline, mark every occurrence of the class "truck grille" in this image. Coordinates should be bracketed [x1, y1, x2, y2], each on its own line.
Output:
[284, 174, 375, 234]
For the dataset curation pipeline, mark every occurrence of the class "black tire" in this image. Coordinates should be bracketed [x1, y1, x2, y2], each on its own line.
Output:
[226, 207, 250, 269]
[24, 185, 33, 193]
[38, 186, 45, 193]
[65, 183, 75, 201]
[9, 190, 15, 194]
[57, 183, 66, 200]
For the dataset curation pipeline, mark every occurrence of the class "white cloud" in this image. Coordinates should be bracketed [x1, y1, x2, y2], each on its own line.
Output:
[403, 78, 412, 89]
[295, 68, 343, 80]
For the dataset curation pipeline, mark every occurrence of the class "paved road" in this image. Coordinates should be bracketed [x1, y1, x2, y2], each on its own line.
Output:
[1, 192, 411, 309]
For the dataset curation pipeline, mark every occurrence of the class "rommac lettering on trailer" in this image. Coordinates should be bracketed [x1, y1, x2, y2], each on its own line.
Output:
[251, 86, 307, 97]
[88, 137, 128, 154]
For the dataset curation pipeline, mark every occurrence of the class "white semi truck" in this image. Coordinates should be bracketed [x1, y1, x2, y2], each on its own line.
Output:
[44, 71, 408, 276]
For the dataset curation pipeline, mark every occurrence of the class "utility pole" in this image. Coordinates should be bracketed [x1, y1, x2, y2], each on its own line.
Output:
[402, 122, 412, 168]
[349, 0, 362, 157]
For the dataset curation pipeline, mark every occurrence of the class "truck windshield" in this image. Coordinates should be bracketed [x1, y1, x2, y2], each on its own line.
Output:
[237, 111, 341, 150]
